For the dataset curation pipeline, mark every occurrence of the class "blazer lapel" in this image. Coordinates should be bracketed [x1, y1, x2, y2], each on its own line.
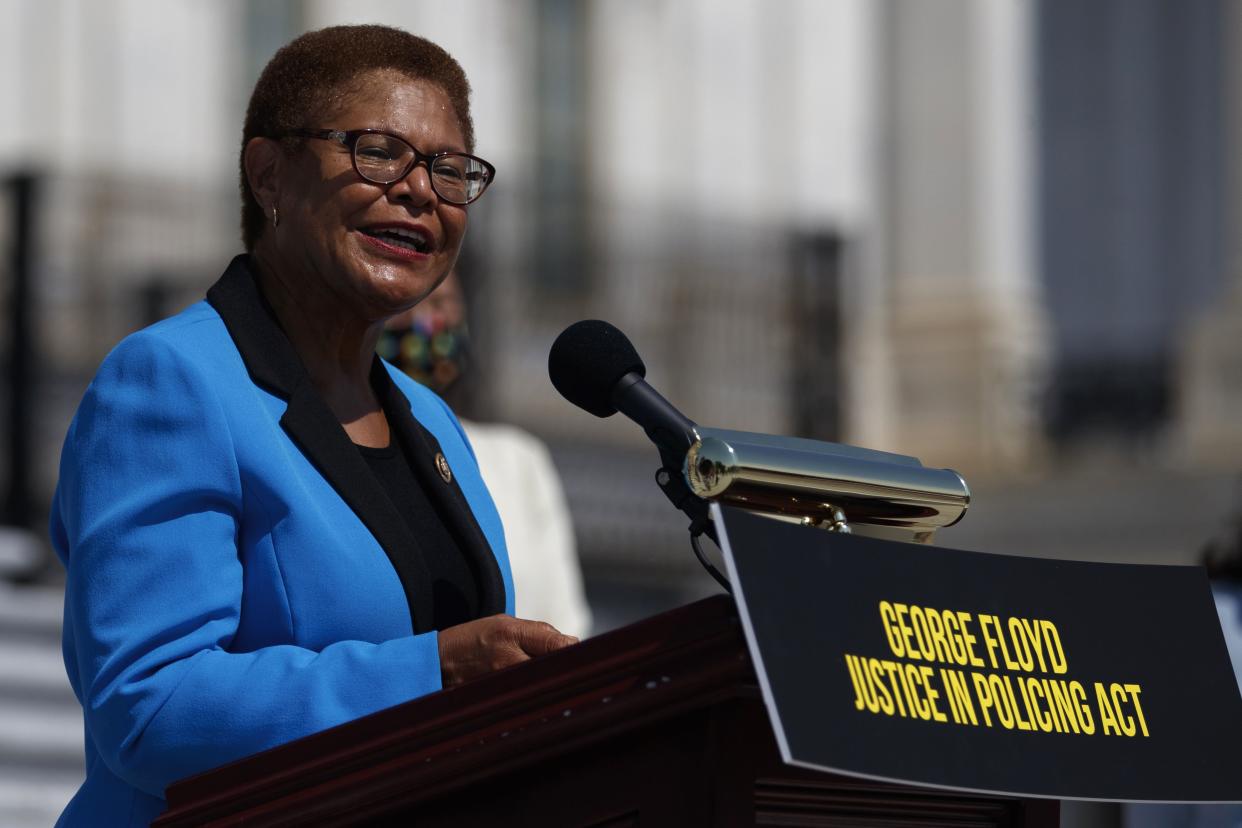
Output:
[374, 361, 507, 617]
[279, 381, 436, 633]
[206, 255, 437, 634]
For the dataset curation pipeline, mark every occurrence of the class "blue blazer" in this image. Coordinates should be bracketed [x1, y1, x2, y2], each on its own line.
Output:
[50, 256, 514, 826]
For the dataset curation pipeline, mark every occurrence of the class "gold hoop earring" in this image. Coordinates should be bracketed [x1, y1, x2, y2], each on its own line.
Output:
[271, 205, 279, 228]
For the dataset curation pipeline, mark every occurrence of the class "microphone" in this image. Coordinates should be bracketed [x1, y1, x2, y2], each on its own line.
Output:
[548, 320, 970, 545]
[549, 320, 710, 535]
[548, 320, 697, 458]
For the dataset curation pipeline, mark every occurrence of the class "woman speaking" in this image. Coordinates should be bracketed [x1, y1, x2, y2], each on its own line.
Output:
[49, 25, 576, 826]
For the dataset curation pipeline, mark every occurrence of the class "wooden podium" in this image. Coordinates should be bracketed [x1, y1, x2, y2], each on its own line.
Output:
[154, 596, 1059, 826]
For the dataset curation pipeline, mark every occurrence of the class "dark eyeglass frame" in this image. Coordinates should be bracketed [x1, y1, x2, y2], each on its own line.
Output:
[288, 128, 496, 205]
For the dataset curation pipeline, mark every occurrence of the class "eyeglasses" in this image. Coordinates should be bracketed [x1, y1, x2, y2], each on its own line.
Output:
[289, 128, 496, 205]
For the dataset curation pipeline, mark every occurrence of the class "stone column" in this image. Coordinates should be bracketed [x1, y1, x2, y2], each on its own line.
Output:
[1176, 1, 1242, 465]
[861, 0, 1048, 474]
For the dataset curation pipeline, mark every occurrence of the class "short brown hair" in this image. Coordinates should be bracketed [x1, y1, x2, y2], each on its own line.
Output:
[239, 24, 476, 250]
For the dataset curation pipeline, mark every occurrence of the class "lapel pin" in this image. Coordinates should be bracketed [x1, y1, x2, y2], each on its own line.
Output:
[435, 452, 452, 484]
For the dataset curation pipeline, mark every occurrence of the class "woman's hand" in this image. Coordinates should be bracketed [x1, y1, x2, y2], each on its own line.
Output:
[438, 615, 579, 686]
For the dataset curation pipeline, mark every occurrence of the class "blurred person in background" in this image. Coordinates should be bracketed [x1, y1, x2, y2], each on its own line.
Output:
[48, 24, 576, 826]
[1203, 531, 1242, 694]
[379, 270, 593, 639]
[1123, 529, 1242, 828]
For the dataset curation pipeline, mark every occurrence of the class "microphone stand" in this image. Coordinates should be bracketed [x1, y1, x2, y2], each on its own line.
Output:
[606, 372, 732, 592]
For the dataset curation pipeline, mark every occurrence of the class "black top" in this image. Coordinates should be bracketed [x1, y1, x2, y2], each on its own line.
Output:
[357, 434, 481, 631]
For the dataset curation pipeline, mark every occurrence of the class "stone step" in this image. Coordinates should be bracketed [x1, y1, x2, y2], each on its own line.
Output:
[0, 766, 80, 827]
[0, 582, 64, 646]
[0, 707, 83, 765]
[0, 640, 76, 701]
[0, 582, 84, 806]
[0, 529, 43, 581]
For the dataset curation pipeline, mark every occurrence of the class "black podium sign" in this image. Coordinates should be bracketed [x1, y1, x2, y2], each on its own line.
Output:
[713, 504, 1242, 802]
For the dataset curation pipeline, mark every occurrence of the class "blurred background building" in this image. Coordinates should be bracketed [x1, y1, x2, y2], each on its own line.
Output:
[1, 0, 1240, 825]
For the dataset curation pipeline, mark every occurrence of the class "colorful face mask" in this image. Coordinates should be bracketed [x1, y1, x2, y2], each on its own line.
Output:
[377, 317, 470, 395]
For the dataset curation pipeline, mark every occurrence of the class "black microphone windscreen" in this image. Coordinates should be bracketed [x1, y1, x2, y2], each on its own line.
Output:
[548, 320, 646, 418]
